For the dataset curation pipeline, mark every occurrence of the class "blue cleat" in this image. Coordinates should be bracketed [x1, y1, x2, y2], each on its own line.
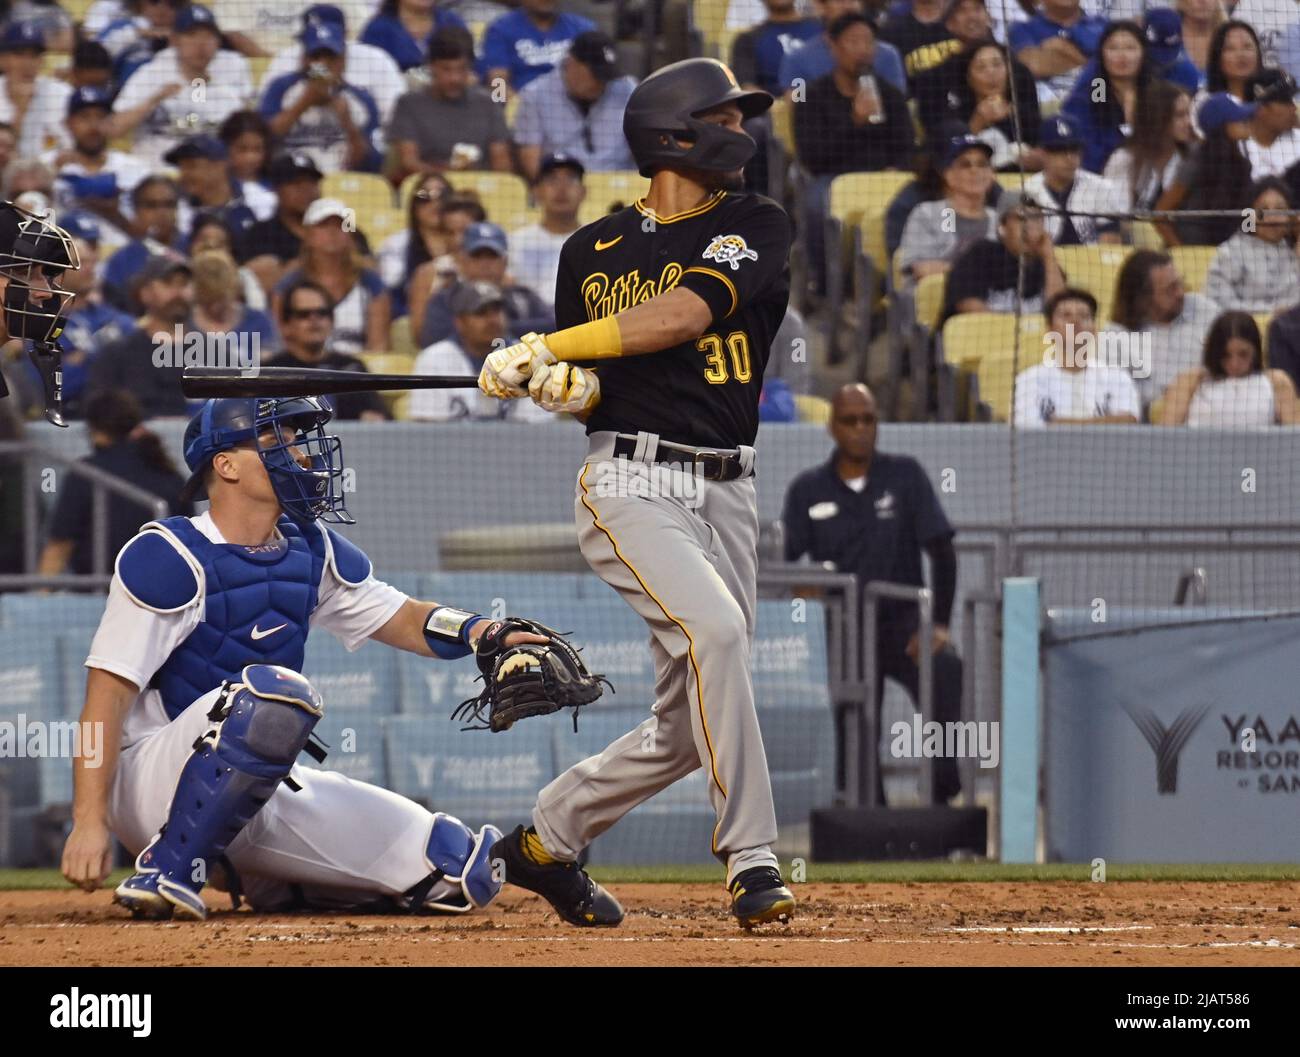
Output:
[113, 844, 208, 921]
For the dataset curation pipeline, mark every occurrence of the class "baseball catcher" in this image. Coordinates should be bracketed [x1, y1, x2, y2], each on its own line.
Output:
[60, 394, 594, 919]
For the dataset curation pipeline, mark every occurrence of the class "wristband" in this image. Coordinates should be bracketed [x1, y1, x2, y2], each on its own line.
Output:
[545, 316, 623, 362]
[423, 606, 483, 659]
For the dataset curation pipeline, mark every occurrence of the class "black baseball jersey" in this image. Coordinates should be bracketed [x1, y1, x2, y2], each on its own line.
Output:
[554, 189, 792, 449]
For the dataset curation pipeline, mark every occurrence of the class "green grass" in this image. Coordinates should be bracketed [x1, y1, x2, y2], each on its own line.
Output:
[5, 862, 1300, 891]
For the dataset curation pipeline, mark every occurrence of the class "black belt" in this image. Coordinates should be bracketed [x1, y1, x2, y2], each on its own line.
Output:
[612, 435, 751, 481]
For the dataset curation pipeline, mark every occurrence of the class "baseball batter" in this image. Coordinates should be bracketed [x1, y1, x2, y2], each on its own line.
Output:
[479, 58, 796, 928]
[59, 396, 553, 919]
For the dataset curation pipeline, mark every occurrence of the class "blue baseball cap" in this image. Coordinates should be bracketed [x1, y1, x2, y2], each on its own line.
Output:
[537, 151, 586, 181]
[60, 211, 102, 244]
[302, 21, 345, 55]
[1040, 115, 1082, 151]
[164, 133, 228, 165]
[940, 131, 993, 169]
[462, 221, 508, 256]
[67, 85, 112, 117]
[1144, 8, 1183, 67]
[1199, 92, 1257, 134]
[175, 4, 220, 34]
[0, 21, 45, 53]
[303, 4, 346, 30]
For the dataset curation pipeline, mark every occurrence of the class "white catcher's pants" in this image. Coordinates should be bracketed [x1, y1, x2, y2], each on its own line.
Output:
[109, 686, 460, 911]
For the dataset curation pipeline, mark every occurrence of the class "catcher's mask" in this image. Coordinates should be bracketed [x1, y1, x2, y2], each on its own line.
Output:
[180, 395, 353, 526]
[0, 203, 79, 343]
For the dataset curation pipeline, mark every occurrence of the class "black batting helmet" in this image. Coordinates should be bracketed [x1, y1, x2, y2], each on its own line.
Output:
[622, 58, 773, 178]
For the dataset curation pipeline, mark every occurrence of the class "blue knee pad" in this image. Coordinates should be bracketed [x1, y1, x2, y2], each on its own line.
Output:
[135, 665, 324, 900]
[409, 813, 503, 913]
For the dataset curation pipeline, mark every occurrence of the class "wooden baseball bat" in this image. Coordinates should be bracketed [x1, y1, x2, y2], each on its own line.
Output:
[181, 366, 481, 399]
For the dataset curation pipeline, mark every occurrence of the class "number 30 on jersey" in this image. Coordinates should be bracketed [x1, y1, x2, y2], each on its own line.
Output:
[698, 331, 752, 384]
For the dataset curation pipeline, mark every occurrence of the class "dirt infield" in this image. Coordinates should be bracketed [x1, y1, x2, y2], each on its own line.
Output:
[2, 881, 1299, 966]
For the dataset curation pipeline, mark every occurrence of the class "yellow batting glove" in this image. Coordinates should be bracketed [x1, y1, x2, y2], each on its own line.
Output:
[528, 361, 601, 415]
[478, 333, 557, 398]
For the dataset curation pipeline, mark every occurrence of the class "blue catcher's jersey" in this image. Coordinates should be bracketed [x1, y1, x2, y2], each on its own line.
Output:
[114, 514, 371, 720]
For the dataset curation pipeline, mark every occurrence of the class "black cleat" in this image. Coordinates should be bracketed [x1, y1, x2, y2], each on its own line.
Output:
[729, 866, 796, 928]
[490, 825, 624, 927]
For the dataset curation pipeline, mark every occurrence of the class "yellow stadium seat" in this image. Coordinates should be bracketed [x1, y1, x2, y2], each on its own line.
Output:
[692, 1, 728, 52]
[322, 172, 396, 216]
[716, 27, 740, 64]
[64, 0, 95, 22]
[248, 55, 270, 91]
[361, 352, 415, 376]
[940, 311, 1046, 372]
[391, 393, 412, 420]
[505, 94, 520, 128]
[361, 207, 405, 245]
[995, 173, 1030, 193]
[403, 171, 535, 231]
[793, 394, 831, 424]
[914, 271, 946, 332]
[1169, 244, 1217, 293]
[579, 170, 648, 225]
[361, 352, 416, 415]
[975, 345, 1035, 422]
[1131, 220, 1165, 250]
[768, 95, 796, 158]
[41, 53, 68, 77]
[1256, 313, 1272, 361]
[827, 171, 913, 282]
[467, 21, 487, 48]
[1053, 244, 1131, 323]
[389, 316, 415, 359]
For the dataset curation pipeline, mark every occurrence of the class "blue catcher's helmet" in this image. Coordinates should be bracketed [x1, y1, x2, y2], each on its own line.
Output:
[179, 396, 353, 525]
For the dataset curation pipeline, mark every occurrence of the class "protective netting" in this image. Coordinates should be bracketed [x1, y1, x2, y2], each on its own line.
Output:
[3, 0, 1300, 867]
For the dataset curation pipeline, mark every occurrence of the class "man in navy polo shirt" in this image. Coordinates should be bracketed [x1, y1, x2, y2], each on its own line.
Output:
[1009, 0, 1106, 105]
[782, 383, 963, 806]
[480, 0, 595, 91]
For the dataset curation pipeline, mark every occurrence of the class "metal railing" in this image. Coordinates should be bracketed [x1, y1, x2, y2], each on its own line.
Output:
[756, 566, 863, 707]
[862, 581, 933, 807]
[0, 440, 170, 589]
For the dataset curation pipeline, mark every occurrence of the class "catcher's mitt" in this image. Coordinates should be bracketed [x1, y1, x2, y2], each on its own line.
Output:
[450, 617, 612, 732]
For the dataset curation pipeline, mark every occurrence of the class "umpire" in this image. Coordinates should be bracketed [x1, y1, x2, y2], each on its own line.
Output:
[782, 383, 962, 805]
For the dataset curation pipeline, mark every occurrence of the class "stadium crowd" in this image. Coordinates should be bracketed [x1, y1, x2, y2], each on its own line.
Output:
[0, 0, 1299, 431]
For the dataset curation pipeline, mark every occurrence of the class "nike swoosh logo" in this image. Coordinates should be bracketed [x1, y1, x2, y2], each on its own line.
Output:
[595, 236, 623, 251]
[251, 623, 288, 641]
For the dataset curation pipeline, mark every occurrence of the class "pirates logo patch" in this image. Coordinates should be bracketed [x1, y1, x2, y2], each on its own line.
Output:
[702, 234, 758, 271]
